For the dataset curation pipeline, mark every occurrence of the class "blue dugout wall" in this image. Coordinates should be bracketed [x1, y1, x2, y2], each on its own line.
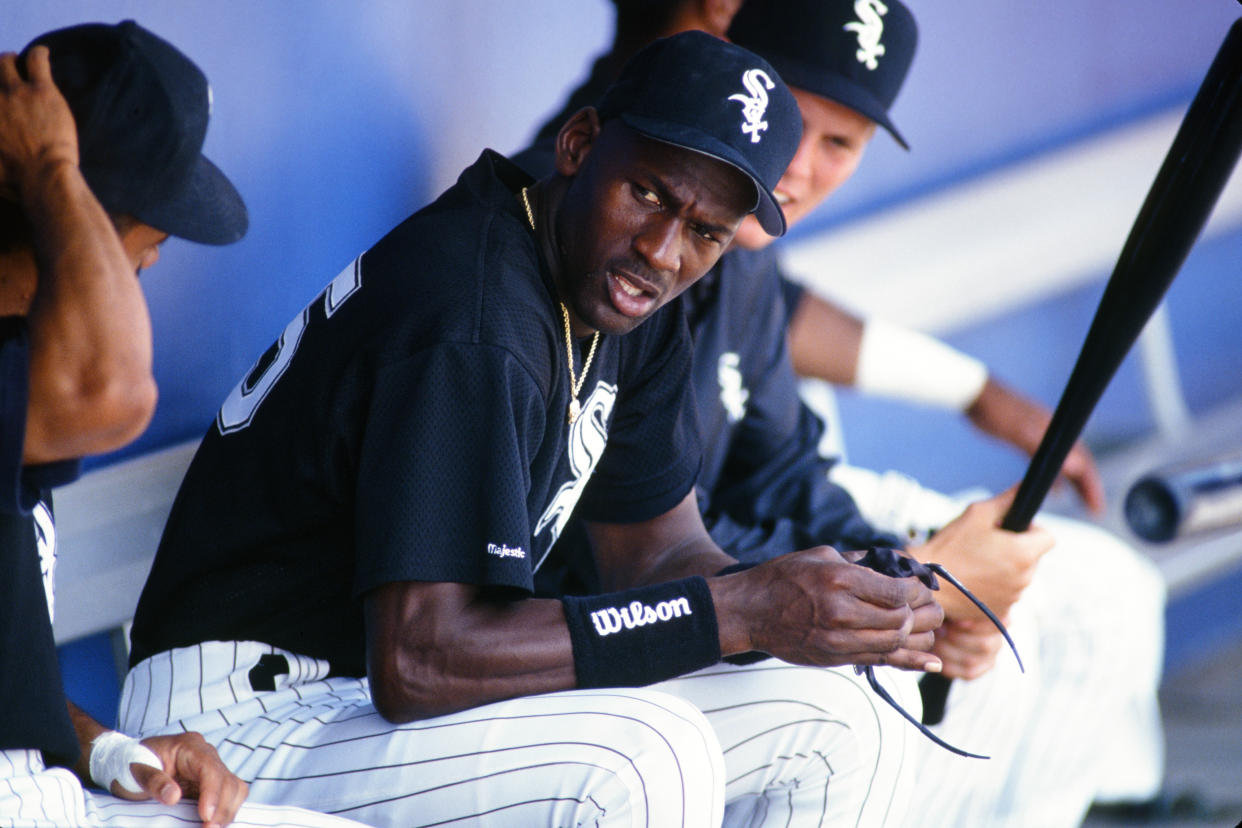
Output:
[4, 1, 1238, 472]
[9, 0, 1240, 726]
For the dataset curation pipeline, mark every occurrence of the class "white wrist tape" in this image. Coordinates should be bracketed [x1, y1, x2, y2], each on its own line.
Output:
[856, 317, 989, 412]
[89, 731, 163, 795]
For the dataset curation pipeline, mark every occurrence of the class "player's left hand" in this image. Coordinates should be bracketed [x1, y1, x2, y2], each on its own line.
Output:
[931, 616, 1006, 680]
[965, 377, 1106, 514]
[123, 732, 248, 828]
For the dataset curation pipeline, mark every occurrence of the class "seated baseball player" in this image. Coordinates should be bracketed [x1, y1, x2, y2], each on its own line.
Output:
[0, 21, 365, 828]
[119, 32, 946, 827]
[722, 3, 1167, 825]
[521, 1, 1167, 826]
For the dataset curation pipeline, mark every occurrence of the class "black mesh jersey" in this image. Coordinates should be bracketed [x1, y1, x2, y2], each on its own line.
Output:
[1, 317, 80, 767]
[129, 151, 702, 676]
[535, 248, 898, 597]
[682, 248, 898, 561]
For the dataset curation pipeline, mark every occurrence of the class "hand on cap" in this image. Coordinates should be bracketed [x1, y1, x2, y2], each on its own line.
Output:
[0, 45, 79, 202]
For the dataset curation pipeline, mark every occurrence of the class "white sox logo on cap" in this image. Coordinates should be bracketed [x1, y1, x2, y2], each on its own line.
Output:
[728, 68, 776, 143]
[845, 0, 888, 70]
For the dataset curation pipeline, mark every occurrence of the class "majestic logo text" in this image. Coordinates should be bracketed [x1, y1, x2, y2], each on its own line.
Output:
[487, 543, 526, 560]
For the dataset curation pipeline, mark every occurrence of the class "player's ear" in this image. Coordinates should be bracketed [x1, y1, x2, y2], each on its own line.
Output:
[554, 107, 601, 177]
[700, 0, 745, 38]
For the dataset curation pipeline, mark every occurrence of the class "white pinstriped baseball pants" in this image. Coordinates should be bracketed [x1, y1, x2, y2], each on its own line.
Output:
[0, 747, 368, 827]
[831, 464, 1167, 828]
[119, 642, 921, 827]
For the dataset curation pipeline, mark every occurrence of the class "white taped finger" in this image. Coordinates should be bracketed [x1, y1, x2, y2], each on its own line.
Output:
[89, 730, 164, 795]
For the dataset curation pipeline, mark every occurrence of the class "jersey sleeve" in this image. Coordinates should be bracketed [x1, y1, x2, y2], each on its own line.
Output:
[574, 308, 702, 524]
[353, 342, 548, 596]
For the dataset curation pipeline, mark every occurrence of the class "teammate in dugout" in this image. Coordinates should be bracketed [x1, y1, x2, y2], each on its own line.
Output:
[0, 20, 366, 828]
[120, 31, 946, 827]
[522, 1, 1168, 826]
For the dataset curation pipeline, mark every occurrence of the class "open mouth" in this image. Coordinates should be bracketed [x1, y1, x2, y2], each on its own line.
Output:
[607, 270, 658, 318]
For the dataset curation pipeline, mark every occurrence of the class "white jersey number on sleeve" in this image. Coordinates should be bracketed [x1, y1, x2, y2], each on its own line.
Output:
[217, 258, 362, 434]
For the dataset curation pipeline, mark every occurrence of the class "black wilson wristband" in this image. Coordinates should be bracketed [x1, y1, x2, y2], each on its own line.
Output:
[561, 576, 721, 689]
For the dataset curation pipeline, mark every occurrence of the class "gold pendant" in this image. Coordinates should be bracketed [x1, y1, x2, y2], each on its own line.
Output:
[567, 397, 581, 425]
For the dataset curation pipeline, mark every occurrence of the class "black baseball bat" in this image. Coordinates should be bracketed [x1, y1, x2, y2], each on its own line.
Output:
[921, 15, 1242, 726]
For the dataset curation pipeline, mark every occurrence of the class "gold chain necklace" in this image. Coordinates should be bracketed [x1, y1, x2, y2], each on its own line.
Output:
[520, 186, 600, 425]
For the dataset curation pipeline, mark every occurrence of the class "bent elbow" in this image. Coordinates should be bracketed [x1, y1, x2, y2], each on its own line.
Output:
[70, 372, 159, 453]
[25, 372, 158, 462]
[369, 645, 461, 724]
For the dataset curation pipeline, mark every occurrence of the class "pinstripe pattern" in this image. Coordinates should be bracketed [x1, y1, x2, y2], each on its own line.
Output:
[831, 466, 1168, 828]
[121, 642, 727, 827]
[121, 642, 924, 826]
[0, 748, 368, 827]
[658, 661, 918, 828]
[0, 750, 87, 828]
[990, 513, 1166, 827]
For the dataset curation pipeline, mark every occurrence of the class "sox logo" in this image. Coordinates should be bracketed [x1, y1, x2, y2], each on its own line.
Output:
[533, 381, 617, 559]
[716, 352, 749, 423]
[844, 0, 889, 70]
[729, 69, 776, 143]
[33, 501, 56, 620]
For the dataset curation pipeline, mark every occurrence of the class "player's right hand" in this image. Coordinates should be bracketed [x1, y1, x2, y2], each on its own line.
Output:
[712, 545, 944, 673]
[0, 46, 79, 201]
[125, 732, 248, 828]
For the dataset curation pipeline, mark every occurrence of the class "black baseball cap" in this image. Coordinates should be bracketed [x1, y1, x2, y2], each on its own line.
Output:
[597, 30, 802, 236]
[728, 0, 918, 150]
[22, 20, 248, 245]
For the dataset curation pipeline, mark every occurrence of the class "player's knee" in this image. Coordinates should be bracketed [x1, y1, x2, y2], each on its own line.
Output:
[565, 690, 726, 826]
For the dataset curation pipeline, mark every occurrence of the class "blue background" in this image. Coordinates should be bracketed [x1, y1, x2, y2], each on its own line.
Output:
[4, 0, 1239, 725]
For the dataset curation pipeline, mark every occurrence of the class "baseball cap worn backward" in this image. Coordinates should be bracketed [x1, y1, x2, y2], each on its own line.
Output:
[728, 0, 918, 150]
[596, 30, 802, 236]
[23, 20, 248, 245]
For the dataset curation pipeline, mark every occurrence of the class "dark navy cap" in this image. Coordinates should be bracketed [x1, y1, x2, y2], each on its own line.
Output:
[597, 30, 802, 236]
[23, 20, 248, 245]
[729, 0, 918, 150]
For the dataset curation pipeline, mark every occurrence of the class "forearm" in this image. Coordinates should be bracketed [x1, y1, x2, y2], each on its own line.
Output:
[367, 583, 578, 722]
[786, 291, 863, 384]
[596, 529, 732, 590]
[586, 491, 737, 591]
[22, 161, 155, 463]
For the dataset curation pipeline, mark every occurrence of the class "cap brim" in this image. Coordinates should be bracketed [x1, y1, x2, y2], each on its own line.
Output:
[618, 113, 788, 237]
[768, 59, 909, 151]
[133, 154, 249, 245]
